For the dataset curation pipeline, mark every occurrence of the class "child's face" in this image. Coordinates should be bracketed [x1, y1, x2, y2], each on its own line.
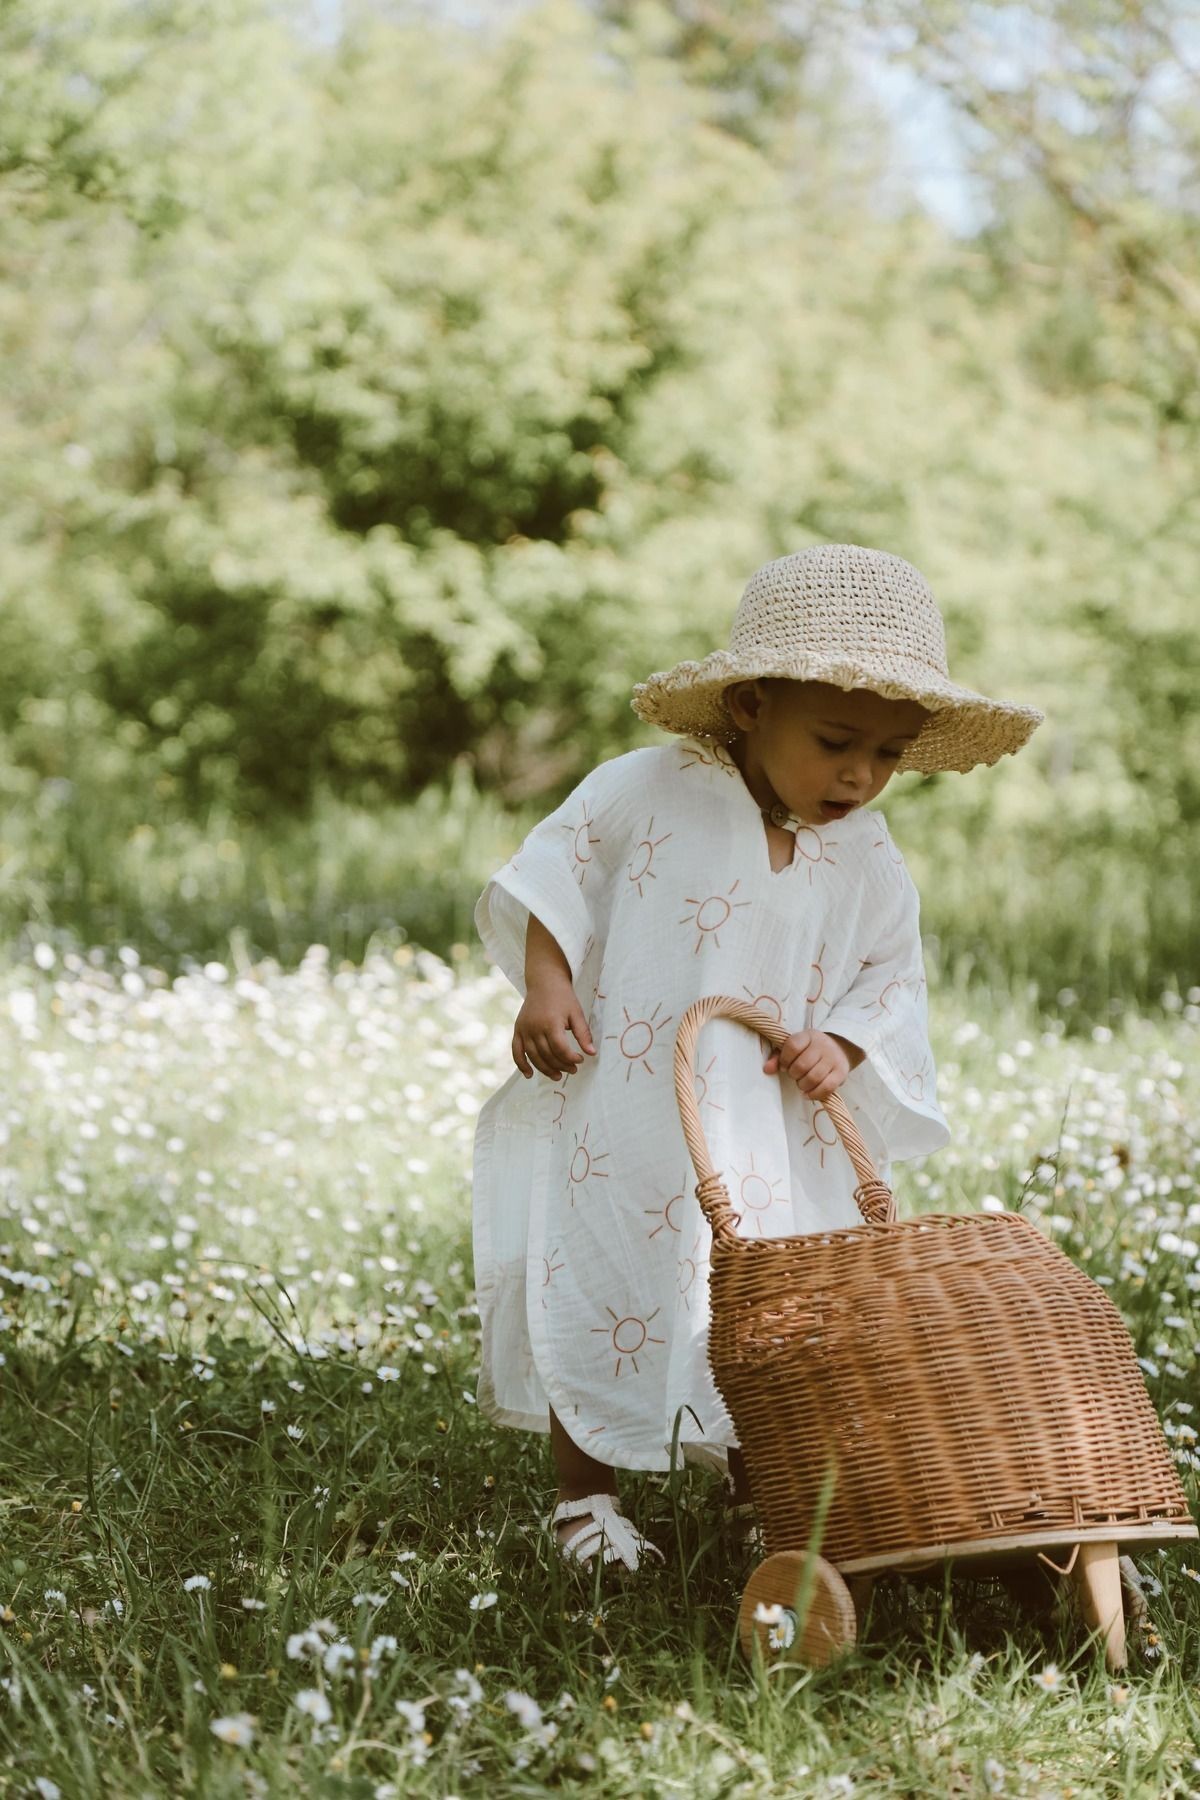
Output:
[723, 679, 930, 826]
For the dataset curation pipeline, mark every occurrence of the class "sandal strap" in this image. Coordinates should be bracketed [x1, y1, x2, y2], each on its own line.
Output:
[547, 1494, 665, 1572]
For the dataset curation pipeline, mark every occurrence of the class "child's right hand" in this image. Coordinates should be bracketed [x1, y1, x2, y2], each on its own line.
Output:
[513, 978, 597, 1081]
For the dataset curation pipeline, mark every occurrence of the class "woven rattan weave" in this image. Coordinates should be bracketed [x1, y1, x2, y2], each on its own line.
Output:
[674, 997, 1197, 1579]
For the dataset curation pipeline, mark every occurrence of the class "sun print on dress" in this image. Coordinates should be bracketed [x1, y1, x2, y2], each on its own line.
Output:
[740, 985, 791, 1058]
[644, 1174, 689, 1241]
[564, 800, 602, 887]
[693, 1052, 725, 1118]
[540, 1246, 566, 1310]
[898, 1056, 933, 1102]
[802, 1102, 840, 1169]
[730, 1151, 788, 1237]
[591, 1305, 666, 1379]
[627, 816, 672, 898]
[604, 1001, 674, 1082]
[791, 826, 839, 887]
[566, 1120, 611, 1205]
[871, 827, 906, 886]
[679, 880, 752, 955]
[867, 974, 907, 1023]
[676, 1232, 709, 1314]
[678, 742, 739, 779]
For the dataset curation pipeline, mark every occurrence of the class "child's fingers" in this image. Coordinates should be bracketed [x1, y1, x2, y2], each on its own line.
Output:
[518, 1036, 557, 1072]
[516, 1002, 596, 1082]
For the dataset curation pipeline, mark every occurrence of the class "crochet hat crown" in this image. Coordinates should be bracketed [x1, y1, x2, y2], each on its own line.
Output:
[631, 543, 1043, 775]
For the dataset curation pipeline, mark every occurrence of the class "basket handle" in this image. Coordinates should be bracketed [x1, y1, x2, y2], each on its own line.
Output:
[673, 995, 898, 1244]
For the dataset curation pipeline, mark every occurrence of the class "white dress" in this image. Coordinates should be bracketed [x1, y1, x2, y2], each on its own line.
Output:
[471, 736, 950, 1475]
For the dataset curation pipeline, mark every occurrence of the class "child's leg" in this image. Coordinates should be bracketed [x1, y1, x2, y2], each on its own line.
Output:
[549, 1407, 619, 1548]
[549, 1407, 619, 1499]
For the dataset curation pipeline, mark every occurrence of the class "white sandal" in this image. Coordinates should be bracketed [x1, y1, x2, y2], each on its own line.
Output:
[547, 1494, 666, 1573]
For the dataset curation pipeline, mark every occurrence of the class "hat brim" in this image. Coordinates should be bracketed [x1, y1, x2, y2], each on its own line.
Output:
[630, 650, 1043, 775]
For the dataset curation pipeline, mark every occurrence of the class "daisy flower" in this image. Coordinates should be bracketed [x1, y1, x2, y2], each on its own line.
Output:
[210, 1713, 257, 1746]
[293, 1689, 331, 1723]
[503, 1691, 543, 1730]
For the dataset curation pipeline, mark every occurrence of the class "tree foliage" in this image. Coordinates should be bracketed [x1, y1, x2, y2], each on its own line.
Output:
[0, 0, 1197, 891]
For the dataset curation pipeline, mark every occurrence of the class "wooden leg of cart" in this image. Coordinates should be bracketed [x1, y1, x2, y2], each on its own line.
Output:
[1074, 1542, 1126, 1671]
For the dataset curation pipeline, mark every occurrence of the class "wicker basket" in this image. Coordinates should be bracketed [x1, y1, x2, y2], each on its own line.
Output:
[674, 996, 1198, 1578]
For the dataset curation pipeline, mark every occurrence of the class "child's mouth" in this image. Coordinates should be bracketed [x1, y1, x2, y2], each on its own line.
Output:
[818, 800, 854, 821]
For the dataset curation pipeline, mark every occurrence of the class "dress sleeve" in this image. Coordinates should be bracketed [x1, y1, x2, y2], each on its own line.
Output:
[473, 757, 628, 997]
[818, 852, 950, 1167]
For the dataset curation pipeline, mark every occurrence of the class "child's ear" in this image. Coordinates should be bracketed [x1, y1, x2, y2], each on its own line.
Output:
[725, 679, 764, 731]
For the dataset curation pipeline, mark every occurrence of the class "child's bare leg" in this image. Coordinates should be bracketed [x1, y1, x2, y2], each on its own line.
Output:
[549, 1407, 619, 1548]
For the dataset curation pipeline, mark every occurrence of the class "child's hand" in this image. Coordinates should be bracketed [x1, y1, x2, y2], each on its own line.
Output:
[513, 977, 597, 1081]
[763, 1029, 863, 1099]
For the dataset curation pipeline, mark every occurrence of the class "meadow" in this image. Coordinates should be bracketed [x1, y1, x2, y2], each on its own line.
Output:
[0, 934, 1197, 1798]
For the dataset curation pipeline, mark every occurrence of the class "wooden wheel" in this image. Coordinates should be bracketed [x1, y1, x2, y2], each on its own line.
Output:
[738, 1550, 856, 1667]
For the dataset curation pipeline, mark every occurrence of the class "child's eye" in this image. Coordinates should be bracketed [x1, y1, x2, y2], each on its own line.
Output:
[817, 736, 904, 761]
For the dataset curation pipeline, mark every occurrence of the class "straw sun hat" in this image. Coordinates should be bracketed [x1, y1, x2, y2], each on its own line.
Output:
[631, 543, 1043, 775]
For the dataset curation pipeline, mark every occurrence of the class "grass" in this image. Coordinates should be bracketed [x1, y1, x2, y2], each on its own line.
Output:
[0, 936, 1197, 1797]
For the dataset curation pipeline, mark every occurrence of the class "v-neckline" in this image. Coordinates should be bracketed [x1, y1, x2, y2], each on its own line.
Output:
[708, 740, 808, 880]
[762, 822, 798, 878]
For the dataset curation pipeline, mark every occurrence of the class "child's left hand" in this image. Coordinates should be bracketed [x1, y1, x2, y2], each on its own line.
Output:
[763, 1029, 864, 1099]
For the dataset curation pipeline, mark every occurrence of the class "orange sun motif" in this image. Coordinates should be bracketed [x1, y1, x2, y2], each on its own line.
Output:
[899, 1057, 932, 1102]
[627, 816, 673, 898]
[679, 743, 739, 779]
[806, 945, 827, 1007]
[566, 1121, 611, 1204]
[605, 1001, 673, 1081]
[693, 1053, 725, 1117]
[541, 1247, 566, 1309]
[645, 1176, 689, 1241]
[563, 801, 602, 887]
[791, 827, 839, 887]
[729, 1151, 788, 1237]
[679, 881, 752, 955]
[803, 1102, 840, 1168]
[741, 986, 789, 1058]
[867, 977, 906, 1022]
[676, 1233, 709, 1313]
[872, 829, 906, 884]
[591, 1305, 666, 1378]
[590, 979, 611, 1036]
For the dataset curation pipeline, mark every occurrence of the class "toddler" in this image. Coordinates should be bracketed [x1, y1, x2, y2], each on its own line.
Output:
[471, 544, 1042, 1571]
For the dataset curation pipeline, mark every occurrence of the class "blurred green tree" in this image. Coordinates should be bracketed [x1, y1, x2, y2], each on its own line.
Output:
[0, 0, 1197, 917]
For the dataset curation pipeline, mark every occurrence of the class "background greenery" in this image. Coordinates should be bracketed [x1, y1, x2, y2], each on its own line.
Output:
[2, 0, 1198, 1007]
[3, 8, 1200, 1791]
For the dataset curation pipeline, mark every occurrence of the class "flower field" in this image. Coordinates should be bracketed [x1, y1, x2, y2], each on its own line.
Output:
[0, 939, 1197, 1798]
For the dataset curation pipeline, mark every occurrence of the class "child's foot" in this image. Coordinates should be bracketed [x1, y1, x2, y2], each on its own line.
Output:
[554, 1486, 620, 1553]
[548, 1488, 666, 1571]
